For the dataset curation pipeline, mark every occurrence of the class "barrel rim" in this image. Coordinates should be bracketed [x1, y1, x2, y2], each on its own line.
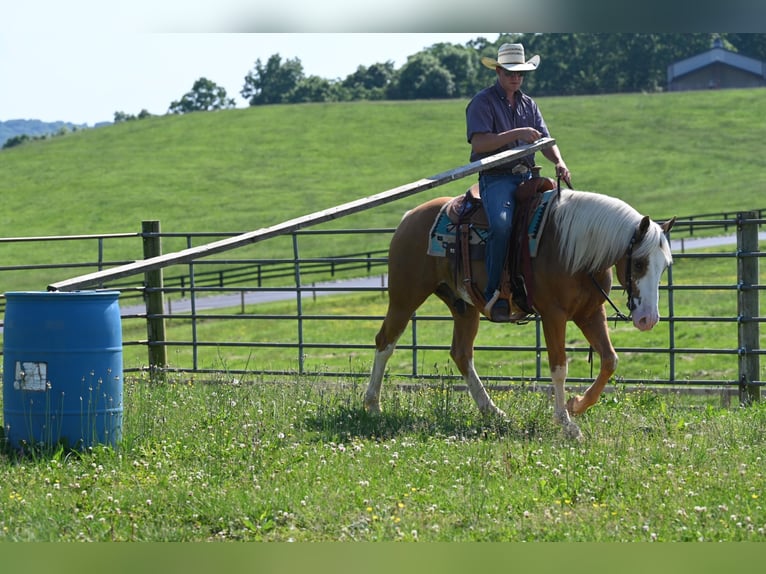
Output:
[4, 290, 120, 298]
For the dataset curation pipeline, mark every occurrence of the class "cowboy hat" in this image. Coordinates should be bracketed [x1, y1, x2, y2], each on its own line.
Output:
[481, 43, 540, 72]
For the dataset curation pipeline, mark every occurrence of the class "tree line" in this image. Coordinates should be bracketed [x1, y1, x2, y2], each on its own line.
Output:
[151, 33, 766, 119]
[4, 33, 765, 145]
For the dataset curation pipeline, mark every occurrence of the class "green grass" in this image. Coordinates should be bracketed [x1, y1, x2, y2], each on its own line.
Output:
[1, 376, 764, 541]
[1, 91, 765, 543]
[116, 239, 766, 385]
[1, 90, 765, 293]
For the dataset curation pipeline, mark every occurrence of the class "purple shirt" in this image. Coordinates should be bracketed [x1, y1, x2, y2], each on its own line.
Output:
[465, 81, 550, 165]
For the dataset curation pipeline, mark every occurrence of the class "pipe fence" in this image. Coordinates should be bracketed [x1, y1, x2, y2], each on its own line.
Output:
[0, 212, 762, 403]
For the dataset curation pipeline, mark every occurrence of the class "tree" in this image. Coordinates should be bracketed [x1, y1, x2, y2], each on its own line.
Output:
[288, 76, 345, 103]
[168, 77, 236, 114]
[390, 53, 456, 99]
[727, 33, 766, 60]
[241, 54, 305, 105]
[114, 109, 153, 123]
[2, 134, 31, 149]
[425, 43, 482, 97]
[342, 61, 396, 100]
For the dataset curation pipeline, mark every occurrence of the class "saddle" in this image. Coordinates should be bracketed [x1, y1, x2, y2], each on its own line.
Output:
[440, 176, 557, 322]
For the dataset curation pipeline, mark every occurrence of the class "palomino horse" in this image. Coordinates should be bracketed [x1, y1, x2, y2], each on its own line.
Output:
[365, 186, 675, 439]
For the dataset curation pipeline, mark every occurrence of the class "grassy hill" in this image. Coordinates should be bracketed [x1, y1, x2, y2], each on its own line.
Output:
[0, 119, 90, 147]
[0, 89, 764, 285]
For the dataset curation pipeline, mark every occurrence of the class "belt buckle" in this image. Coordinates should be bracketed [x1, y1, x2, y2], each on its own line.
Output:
[511, 164, 529, 175]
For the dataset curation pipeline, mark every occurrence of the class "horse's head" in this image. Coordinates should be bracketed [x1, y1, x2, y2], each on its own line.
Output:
[615, 215, 675, 331]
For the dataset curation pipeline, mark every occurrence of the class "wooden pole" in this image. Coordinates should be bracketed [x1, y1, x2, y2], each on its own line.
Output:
[47, 138, 556, 292]
[142, 220, 168, 374]
[737, 211, 761, 405]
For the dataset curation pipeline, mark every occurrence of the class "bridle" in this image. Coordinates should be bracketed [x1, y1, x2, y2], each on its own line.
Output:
[590, 227, 639, 321]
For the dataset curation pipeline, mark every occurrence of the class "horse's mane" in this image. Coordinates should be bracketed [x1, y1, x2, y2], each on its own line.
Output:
[550, 189, 671, 273]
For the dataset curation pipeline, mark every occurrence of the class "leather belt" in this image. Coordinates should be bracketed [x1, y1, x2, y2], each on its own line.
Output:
[482, 163, 530, 176]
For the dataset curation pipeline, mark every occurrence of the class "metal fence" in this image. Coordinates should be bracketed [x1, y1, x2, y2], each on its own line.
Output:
[0, 210, 763, 401]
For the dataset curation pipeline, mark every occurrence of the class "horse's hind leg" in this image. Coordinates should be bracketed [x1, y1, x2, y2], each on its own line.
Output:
[436, 291, 507, 418]
[365, 197, 451, 414]
[364, 304, 414, 413]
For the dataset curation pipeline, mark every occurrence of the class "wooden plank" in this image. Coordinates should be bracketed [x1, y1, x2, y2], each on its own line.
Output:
[737, 211, 761, 404]
[48, 138, 555, 292]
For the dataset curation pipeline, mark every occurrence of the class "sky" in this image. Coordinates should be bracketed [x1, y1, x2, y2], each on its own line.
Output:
[2, 1, 759, 126]
[1, 30, 498, 126]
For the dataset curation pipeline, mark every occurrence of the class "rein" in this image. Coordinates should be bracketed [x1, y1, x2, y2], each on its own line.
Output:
[556, 172, 636, 321]
[589, 227, 639, 322]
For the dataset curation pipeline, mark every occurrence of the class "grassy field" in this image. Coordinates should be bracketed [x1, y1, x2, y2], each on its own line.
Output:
[1, 90, 765, 544]
[0, 89, 765, 292]
[115, 240, 765, 386]
[1, 375, 764, 541]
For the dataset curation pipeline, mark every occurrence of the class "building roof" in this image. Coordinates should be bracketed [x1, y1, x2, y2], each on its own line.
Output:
[668, 38, 766, 82]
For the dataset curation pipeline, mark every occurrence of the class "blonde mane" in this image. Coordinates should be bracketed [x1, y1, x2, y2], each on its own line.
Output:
[551, 189, 670, 273]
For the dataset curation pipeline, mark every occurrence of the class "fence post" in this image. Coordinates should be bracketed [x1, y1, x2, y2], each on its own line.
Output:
[737, 211, 761, 405]
[292, 232, 305, 374]
[142, 220, 168, 377]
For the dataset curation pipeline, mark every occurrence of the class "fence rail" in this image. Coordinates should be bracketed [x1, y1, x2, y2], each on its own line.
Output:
[2, 137, 761, 410]
[0, 211, 763, 403]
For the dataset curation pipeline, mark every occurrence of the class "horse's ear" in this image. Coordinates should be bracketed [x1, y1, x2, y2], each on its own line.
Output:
[636, 215, 651, 241]
[661, 216, 676, 234]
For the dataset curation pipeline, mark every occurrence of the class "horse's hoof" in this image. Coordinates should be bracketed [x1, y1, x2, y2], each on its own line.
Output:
[554, 410, 583, 440]
[481, 405, 507, 419]
[563, 421, 584, 441]
[566, 395, 587, 416]
[364, 399, 382, 415]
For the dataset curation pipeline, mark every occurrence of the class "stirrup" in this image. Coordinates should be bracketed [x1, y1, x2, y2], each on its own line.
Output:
[484, 290, 528, 323]
[483, 289, 502, 316]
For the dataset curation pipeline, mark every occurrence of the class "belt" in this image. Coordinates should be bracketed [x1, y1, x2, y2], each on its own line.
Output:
[511, 164, 530, 174]
[482, 163, 531, 176]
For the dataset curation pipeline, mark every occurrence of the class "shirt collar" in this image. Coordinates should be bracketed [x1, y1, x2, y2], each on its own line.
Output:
[493, 80, 525, 103]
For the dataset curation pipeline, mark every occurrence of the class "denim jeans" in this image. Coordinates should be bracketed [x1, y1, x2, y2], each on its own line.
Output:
[479, 172, 532, 301]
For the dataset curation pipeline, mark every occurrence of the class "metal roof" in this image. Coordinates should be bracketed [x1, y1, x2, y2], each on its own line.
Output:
[668, 44, 766, 82]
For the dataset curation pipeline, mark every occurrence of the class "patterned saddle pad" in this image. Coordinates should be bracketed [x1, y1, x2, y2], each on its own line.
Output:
[427, 198, 488, 258]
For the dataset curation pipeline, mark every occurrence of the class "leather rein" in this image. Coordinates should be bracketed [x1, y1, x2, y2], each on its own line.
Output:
[590, 227, 639, 322]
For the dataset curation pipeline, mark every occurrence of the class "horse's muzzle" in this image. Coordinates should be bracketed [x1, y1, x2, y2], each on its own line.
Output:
[633, 309, 659, 331]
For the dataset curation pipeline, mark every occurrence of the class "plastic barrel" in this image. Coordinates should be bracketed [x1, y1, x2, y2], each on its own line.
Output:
[2, 291, 123, 450]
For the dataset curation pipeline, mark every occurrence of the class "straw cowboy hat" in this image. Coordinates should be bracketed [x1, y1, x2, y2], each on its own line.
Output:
[481, 43, 540, 72]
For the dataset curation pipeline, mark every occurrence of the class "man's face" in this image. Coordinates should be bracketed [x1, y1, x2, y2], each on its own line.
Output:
[496, 67, 524, 92]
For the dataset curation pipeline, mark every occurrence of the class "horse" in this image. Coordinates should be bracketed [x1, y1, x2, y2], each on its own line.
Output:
[364, 185, 675, 439]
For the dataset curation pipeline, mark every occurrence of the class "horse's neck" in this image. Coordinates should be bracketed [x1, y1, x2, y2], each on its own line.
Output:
[550, 191, 638, 274]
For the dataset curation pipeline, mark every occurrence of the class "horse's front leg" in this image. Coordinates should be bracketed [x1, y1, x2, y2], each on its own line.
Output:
[541, 312, 583, 440]
[568, 307, 617, 415]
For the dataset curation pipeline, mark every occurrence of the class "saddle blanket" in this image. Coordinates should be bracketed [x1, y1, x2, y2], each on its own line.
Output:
[427, 188, 557, 259]
[427, 202, 488, 258]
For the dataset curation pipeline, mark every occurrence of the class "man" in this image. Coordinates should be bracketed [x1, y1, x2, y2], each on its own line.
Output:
[466, 43, 571, 322]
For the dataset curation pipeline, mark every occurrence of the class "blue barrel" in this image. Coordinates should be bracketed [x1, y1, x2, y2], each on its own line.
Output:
[2, 291, 123, 450]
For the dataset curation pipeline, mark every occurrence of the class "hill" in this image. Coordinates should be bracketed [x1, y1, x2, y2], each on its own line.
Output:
[0, 119, 95, 147]
[0, 89, 764, 276]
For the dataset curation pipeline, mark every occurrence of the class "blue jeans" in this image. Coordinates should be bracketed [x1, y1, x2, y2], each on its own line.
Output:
[479, 172, 532, 301]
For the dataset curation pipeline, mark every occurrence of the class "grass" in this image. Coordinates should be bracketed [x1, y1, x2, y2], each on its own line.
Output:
[1, 90, 765, 293]
[1, 374, 764, 541]
[115, 239, 766, 385]
[1, 91, 765, 544]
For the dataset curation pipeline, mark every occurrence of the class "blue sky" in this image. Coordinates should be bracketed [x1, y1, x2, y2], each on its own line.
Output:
[0, 0, 497, 125]
[1, 26, 496, 125]
[3, 0, 757, 125]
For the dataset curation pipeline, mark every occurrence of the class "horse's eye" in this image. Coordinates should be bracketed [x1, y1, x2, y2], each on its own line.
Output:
[633, 261, 645, 273]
